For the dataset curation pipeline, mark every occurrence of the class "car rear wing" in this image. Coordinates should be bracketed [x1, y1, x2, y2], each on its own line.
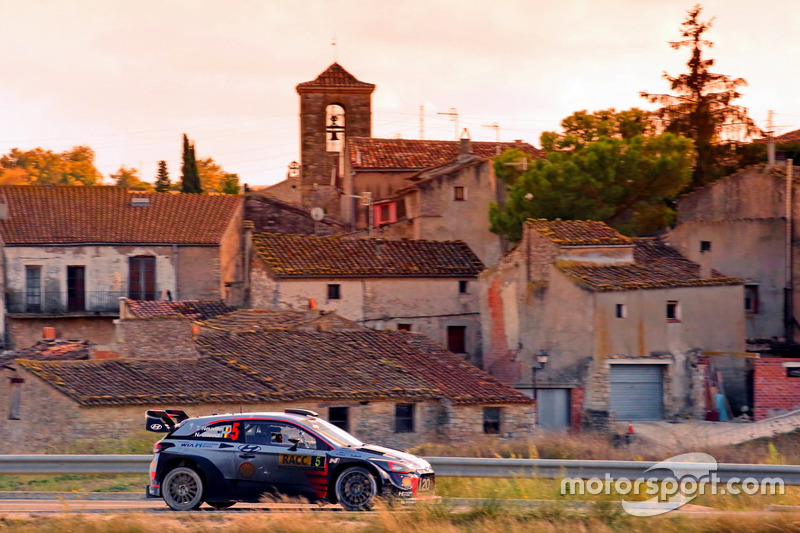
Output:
[146, 409, 189, 433]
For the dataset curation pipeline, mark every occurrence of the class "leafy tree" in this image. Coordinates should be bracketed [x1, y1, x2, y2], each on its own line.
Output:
[154, 160, 171, 192]
[640, 4, 761, 189]
[490, 133, 695, 241]
[0, 146, 102, 185]
[110, 166, 152, 191]
[221, 173, 241, 195]
[180, 134, 202, 193]
[197, 157, 225, 192]
[541, 108, 656, 152]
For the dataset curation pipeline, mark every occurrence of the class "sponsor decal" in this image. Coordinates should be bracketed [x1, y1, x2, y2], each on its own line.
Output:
[279, 454, 325, 470]
[238, 444, 262, 453]
[179, 442, 216, 448]
[328, 457, 340, 464]
[418, 477, 433, 492]
[238, 461, 256, 478]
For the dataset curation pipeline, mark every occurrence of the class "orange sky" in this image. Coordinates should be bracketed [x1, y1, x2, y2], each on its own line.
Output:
[0, 0, 796, 187]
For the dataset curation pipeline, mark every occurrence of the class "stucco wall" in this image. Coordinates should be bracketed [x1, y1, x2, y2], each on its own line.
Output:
[0, 370, 535, 453]
[250, 265, 481, 359]
[668, 219, 784, 341]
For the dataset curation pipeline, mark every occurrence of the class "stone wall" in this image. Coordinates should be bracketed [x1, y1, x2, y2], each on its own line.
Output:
[0, 370, 536, 453]
[245, 193, 343, 236]
[753, 358, 800, 420]
[115, 317, 198, 359]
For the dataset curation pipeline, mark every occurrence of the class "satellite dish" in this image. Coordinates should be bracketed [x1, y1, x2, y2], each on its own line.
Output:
[310, 207, 325, 221]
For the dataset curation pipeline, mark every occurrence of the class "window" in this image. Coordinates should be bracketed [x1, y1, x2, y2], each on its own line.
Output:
[459, 280, 468, 294]
[244, 421, 324, 450]
[397, 323, 412, 331]
[380, 204, 391, 222]
[8, 377, 23, 420]
[483, 407, 501, 434]
[395, 403, 414, 433]
[129, 256, 156, 300]
[666, 300, 680, 322]
[328, 407, 349, 432]
[327, 284, 341, 300]
[325, 104, 345, 152]
[615, 304, 627, 318]
[453, 186, 466, 201]
[700, 240, 712, 253]
[67, 266, 85, 312]
[447, 325, 467, 353]
[745, 284, 760, 314]
[25, 266, 41, 312]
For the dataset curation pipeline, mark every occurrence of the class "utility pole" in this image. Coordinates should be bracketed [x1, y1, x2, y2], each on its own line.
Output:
[786, 159, 794, 344]
[437, 108, 458, 140]
[767, 110, 776, 166]
[482, 122, 500, 142]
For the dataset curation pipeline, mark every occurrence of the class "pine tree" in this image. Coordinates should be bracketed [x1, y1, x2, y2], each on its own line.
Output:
[180, 134, 202, 193]
[155, 160, 171, 192]
[641, 5, 761, 189]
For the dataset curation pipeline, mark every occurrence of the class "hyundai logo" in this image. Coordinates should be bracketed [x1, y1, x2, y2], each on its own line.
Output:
[238, 444, 262, 453]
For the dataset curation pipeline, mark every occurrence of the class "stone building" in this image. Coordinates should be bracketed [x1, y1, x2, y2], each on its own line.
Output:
[666, 164, 800, 348]
[364, 137, 508, 266]
[0, 305, 534, 453]
[480, 219, 745, 429]
[0, 186, 244, 348]
[249, 232, 485, 363]
[262, 62, 541, 243]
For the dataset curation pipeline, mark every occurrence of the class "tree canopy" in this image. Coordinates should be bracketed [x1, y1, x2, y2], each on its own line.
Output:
[640, 4, 761, 189]
[490, 131, 695, 241]
[154, 160, 171, 192]
[181, 134, 202, 193]
[110, 166, 152, 191]
[197, 157, 240, 194]
[0, 146, 102, 186]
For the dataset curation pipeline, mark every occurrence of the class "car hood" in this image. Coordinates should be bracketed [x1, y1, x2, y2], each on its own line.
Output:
[359, 444, 431, 470]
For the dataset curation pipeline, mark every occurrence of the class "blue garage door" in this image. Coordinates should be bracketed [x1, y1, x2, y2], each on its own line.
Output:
[609, 365, 664, 421]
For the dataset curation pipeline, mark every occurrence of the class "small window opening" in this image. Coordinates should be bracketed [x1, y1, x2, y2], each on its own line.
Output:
[666, 300, 680, 322]
[483, 407, 501, 434]
[327, 284, 341, 300]
[453, 186, 466, 201]
[616, 304, 627, 318]
[395, 403, 414, 433]
[700, 240, 712, 253]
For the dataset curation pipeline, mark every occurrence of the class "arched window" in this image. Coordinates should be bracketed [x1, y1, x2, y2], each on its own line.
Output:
[326, 104, 345, 152]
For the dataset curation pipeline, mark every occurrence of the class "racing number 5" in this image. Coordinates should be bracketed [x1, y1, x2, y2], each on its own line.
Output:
[230, 422, 240, 441]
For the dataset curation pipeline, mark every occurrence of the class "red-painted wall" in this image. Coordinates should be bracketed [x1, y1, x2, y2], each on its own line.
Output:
[570, 387, 585, 432]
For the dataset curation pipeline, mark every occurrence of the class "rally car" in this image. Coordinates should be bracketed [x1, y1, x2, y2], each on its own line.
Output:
[145, 408, 435, 511]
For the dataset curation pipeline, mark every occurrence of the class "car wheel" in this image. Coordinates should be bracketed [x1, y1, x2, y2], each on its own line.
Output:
[208, 501, 236, 510]
[334, 466, 378, 511]
[162, 466, 204, 511]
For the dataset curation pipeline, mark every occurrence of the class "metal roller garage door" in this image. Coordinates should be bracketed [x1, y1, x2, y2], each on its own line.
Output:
[537, 388, 571, 429]
[609, 364, 664, 420]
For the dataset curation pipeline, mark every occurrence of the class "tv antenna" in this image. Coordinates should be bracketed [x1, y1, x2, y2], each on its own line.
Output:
[437, 108, 459, 140]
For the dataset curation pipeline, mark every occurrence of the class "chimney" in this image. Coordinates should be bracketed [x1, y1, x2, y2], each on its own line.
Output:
[459, 128, 472, 158]
[42, 327, 56, 340]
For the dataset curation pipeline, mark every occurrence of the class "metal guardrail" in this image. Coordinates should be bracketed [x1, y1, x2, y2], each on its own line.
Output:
[1, 455, 799, 485]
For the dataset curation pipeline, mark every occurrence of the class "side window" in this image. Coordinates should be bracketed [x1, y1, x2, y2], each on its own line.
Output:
[245, 422, 323, 450]
[8, 377, 23, 420]
[395, 403, 415, 433]
[191, 421, 242, 441]
[483, 407, 501, 434]
[328, 407, 349, 432]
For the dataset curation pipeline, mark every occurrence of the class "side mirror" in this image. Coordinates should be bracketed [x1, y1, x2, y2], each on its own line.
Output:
[288, 438, 300, 451]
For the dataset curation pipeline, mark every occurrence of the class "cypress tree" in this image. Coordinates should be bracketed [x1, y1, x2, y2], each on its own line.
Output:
[180, 134, 202, 193]
[155, 160, 171, 192]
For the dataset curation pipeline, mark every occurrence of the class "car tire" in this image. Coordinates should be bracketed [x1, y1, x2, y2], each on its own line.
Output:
[334, 466, 378, 511]
[208, 501, 236, 510]
[162, 466, 204, 511]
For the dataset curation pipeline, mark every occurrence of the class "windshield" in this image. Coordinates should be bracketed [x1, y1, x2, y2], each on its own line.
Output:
[298, 417, 363, 447]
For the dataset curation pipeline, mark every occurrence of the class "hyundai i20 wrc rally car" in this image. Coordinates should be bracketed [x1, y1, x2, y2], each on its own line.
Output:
[145, 408, 435, 511]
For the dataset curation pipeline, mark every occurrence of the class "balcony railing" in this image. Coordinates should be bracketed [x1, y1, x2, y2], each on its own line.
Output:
[5, 291, 129, 315]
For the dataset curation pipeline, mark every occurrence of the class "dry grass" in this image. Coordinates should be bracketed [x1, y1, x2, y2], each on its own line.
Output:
[2, 507, 800, 533]
[409, 429, 800, 464]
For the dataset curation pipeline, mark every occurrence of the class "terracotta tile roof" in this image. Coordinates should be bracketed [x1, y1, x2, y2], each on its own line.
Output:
[0, 339, 90, 365]
[527, 219, 634, 246]
[124, 299, 237, 320]
[18, 329, 532, 406]
[18, 357, 264, 406]
[769, 128, 800, 144]
[296, 63, 375, 90]
[202, 309, 364, 333]
[252, 233, 484, 278]
[348, 137, 543, 170]
[558, 237, 742, 291]
[0, 186, 242, 245]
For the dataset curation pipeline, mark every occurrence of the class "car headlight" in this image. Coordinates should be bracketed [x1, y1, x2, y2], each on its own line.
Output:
[371, 459, 415, 473]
